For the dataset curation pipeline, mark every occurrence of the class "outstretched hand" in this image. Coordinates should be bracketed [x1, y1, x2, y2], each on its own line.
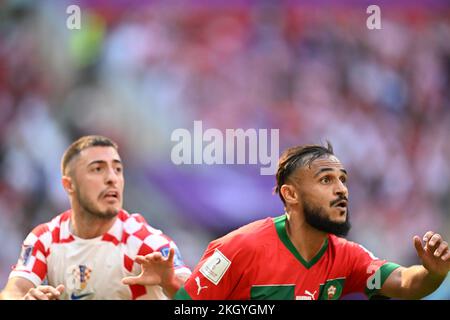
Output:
[414, 231, 450, 277]
[122, 248, 176, 287]
[23, 284, 65, 300]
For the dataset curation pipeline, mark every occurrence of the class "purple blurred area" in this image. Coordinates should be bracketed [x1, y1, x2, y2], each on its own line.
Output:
[0, 0, 450, 298]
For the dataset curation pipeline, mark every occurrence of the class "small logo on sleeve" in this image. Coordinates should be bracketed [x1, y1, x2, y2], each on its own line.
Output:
[160, 246, 184, 268]
[18, 245, 34, 266]
[199, 249, 231, 285]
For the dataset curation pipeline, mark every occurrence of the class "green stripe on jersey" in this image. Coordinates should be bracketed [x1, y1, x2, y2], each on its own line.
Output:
[273, 214, 328, 269]
[365, 262, 401, 299]
[174, 286, 193, 300]
[251, 285, 296, 300]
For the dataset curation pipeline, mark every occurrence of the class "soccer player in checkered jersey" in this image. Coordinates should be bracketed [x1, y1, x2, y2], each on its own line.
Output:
[0, 135, 191, 300]
[128, 142, 449, 300]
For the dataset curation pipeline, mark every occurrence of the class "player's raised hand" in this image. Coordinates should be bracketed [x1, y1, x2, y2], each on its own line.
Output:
[23, 284, 65, 300]
[414, 232, 450, 277]
[122, 248, 176, 287]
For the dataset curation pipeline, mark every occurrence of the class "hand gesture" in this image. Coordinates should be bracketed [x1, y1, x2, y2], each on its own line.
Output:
[122, 248, 176, 287]
[23, 284, 65, 300]
[414, 232, 450, 277]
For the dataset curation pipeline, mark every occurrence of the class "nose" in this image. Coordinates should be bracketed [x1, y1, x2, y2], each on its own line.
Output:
[334, 180, 348, 198]
[105, 166, 119, 186]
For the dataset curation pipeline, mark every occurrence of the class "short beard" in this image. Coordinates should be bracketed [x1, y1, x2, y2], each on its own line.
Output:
[303, 200, 351, 237]
[76, 188, 118, 220]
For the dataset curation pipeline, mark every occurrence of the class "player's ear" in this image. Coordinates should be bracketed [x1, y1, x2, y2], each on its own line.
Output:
[62, 175, 75, 194]
[280, 184, 299, 205]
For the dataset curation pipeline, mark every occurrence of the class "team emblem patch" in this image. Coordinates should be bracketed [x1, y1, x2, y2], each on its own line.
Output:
[66, 264, 95, 299]
[199, 249, 231, 285]
[319, 278, 345, 300]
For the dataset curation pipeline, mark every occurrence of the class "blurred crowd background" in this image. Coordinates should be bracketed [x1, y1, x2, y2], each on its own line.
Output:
[0, 0, 449, 299]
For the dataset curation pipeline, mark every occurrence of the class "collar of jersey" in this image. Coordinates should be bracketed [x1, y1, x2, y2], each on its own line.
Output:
[273, 214, 329, 269]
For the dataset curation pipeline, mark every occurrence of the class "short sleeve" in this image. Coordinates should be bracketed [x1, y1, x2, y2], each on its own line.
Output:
[9, 225, 50, 287]
[345, 243, 400, 299]
[175, 237, 252, 300]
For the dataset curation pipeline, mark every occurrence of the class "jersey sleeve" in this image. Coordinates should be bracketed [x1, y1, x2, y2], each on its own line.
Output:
[174, 236, 254, 300]
[344, 242, 401, 299]
[8, 224, 51, 287]
[138, 223, 191, 277]
[124, 215, 191, 299]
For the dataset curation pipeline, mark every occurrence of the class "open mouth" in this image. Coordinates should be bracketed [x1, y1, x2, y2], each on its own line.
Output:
[335, 201, 347, 208]
[333, 200, 347, 215]
[103, 190, 119, 200]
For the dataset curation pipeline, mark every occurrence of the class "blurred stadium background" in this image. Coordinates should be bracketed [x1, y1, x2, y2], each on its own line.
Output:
[0, 0, 449, 299]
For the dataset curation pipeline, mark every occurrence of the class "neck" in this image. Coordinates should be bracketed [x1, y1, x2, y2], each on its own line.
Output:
[70, 204, 117, 239]
[285, 207, 328, 262]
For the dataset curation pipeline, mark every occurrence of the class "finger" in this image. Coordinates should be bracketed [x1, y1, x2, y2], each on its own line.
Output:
[441, 249, 450, 261]
[423, 231, 435, 243]
[145, 252, 163, 262]
[135, 255, 147, 265]
[414, 236, 425, 258]
[122, 276, 140, 286]
[167, 247, 175, 264]
[30, 288, 49, 300]
[45, 292, 58, 300]
[428, 234, 442, 249]
[55, 284, 65, 294]
[434, 241, 449, 257]
[39, 286, 61, 297]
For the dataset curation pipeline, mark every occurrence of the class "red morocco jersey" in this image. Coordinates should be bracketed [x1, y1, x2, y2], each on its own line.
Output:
[9, 209, 191, 300]
[175, 214, 400, 300]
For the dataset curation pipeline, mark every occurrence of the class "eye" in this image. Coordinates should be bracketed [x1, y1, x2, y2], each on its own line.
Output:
[340, 176, 347, 184]
[93, 166, 103, 173]
[115, 166, 123, 174]
[320, 176, 331, 184]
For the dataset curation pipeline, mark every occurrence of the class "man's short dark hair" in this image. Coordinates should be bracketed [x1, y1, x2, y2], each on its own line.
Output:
[61, 135, 118, 175]
[275, 141, 334, 204]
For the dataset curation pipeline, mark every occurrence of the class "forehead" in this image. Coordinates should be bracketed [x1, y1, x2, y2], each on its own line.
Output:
[76, 146, 121, 165]
[300, 155, 345, 176]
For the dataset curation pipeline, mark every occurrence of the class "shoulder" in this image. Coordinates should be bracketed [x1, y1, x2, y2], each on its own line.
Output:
[209, 217, 275, 254]
[120, 211, 165, 240]
[24, 210, 72, 250]
[329, 235, 379, 260]
[120, 211, 174, 254]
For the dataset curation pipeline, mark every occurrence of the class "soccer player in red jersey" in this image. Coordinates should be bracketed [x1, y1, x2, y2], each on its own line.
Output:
[125, 142, 449, 300]
[0, 136, 190, 300]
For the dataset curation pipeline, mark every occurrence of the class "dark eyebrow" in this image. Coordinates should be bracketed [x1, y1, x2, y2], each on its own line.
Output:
[314, 168, 348, 177]
[314, 168, 333, 177]
[88, 159, 122, 166]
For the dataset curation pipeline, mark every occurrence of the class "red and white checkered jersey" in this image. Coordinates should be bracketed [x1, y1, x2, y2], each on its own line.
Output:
[9, 209, 191, 300]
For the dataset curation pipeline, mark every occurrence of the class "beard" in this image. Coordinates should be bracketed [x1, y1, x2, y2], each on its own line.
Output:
[76, 187, 119, 220]
[303, 200, 351, 237]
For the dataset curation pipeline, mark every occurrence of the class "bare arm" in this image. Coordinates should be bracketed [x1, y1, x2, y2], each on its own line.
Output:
[380, 232, 449, 299]
[1, 277, 64, 300]
[1, 277, 35, 300]
[380, 265, 446, 299]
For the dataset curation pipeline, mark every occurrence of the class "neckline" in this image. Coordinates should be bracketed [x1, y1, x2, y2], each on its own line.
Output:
[273, 214, 328, 269]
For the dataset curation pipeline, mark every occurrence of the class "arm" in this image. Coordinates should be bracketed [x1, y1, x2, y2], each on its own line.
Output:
[1, 277, 64, 300]
[1, 277, 34, 300]
[380, 232, 450, 299]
